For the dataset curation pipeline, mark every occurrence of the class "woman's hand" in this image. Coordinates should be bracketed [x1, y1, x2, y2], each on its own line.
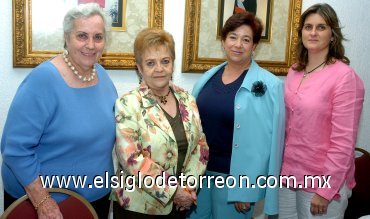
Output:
[310, 193, 329, 215]
[25, 178, 63, 219]
[183, 187, 197, 205]
[37, 198, 63, 219]
[234, 202, 251, 214]
[173, 187, 196, 211]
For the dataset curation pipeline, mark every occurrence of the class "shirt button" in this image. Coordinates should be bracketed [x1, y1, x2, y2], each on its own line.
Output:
[236, 104, 241, 110]
[236, 124, 240, 129]
[234, 144, 239, 148]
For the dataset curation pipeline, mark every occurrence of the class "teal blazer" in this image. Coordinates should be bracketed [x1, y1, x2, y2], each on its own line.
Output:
[192, 60, 285, 215]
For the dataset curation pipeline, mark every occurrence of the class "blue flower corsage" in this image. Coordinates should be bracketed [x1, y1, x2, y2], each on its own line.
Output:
[251, 80, 267, 97]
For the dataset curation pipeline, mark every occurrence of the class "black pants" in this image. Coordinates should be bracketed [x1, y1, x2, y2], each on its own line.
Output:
[4, 190, 110, 219]
[4, 190, 17, 210]
[90, 193, 111, 219]
[113, 201, 187, 219]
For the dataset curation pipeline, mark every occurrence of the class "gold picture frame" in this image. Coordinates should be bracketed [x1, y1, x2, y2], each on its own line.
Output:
[182, 0, 302, 75]
[217, 0, 273, 42]
[77, 0, 128, 32]
[12, 0, 164, 69]
[109, 0, 128, 32]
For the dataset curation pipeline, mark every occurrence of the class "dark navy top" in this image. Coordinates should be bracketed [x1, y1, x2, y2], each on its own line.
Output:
[196, 67, 247, 174]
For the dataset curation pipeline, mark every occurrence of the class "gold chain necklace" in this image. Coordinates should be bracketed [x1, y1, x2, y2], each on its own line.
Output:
[153, 89, 171, 104]
[63, 50, 96, 82]
[303, 61, 326, 78]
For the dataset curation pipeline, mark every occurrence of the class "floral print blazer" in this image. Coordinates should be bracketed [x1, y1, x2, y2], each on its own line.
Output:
[114, 83, 209, 215]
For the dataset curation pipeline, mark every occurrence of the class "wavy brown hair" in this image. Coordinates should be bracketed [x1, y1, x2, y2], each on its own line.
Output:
[294, 3, 349, 71]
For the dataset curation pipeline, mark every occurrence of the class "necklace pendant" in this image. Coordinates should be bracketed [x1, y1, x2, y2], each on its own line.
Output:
[153, 89, 171, 105]
[161, 99, 167, 104]
[159, 96, 167, 104]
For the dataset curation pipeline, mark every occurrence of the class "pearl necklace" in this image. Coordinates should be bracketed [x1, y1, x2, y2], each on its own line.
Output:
[63, 50, 96, 82]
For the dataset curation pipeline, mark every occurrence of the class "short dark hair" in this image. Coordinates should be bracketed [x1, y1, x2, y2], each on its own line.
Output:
[221, 12, 263, 44]
[295, 3, 349, 71]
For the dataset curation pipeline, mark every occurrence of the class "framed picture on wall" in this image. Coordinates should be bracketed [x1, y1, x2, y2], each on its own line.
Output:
[78, 0, 128, 31]
[217, 0, 272, 41]
[12, 0, 163, 69]
[182, 0, 302, 75]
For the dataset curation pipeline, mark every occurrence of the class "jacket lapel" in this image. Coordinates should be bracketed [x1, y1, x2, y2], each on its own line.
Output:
[173, 91, 197, 164]
[239, 60, 261, 91]
[138, 83, 176, 142]
[192, 62, 227, 98]
[193, 60, 262, 98]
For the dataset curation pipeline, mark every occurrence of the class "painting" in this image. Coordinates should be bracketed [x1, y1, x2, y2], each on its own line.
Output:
[182, 0, 302, 75]
[13, 0, 164, 69]
[217, 0, 272, 41]
[78, 0, 127, 31]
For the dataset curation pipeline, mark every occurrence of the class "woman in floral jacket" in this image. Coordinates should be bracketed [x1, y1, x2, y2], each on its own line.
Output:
[113, 28, 209, 219]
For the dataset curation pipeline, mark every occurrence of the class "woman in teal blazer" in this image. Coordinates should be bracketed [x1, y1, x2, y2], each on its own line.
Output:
[188, 12, 285, 218]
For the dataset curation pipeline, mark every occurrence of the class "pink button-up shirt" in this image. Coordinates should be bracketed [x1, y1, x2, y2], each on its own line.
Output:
[281, 60, 364, 201]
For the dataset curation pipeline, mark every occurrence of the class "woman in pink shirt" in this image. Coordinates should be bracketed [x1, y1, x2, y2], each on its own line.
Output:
[279, 3, 365, 218]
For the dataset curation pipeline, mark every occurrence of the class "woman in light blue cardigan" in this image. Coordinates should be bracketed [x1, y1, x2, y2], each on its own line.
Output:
[188, 12, 285, 218]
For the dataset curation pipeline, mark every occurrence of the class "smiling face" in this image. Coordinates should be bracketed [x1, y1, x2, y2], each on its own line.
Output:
[137, 45, 174, 93]
[64, 14, 105, 72]
[302, 13, 333, 55]
[222, 25, 256, 66]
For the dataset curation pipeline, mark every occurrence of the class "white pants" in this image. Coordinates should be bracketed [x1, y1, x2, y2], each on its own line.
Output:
[279, 185, 351, 219]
